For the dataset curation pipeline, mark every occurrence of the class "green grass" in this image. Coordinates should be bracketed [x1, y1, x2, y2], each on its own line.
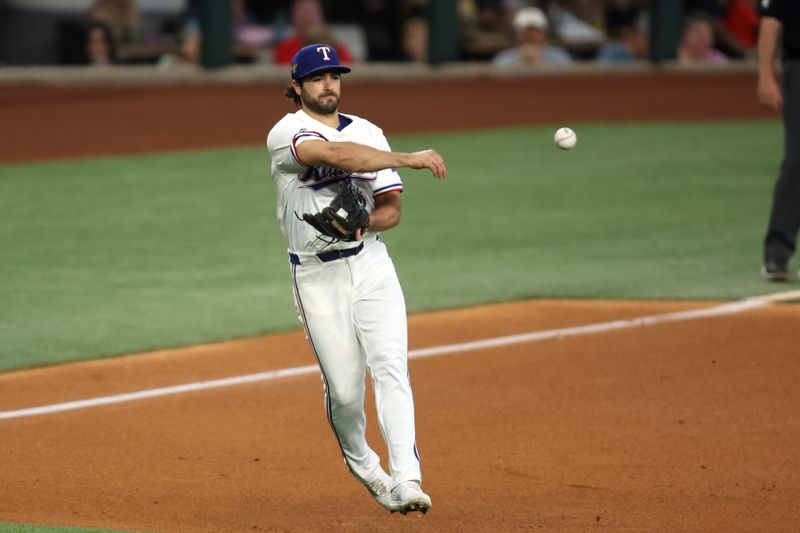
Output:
[389, 121, 785, 306]
[0, 148, 290, 371]
[0, 120, 786, 371]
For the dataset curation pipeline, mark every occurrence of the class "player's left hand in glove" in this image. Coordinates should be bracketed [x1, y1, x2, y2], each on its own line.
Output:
[300, 180, 370, 242]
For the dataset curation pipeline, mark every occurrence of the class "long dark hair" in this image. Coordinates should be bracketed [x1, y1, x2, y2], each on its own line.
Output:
[284, 81, 302, 106]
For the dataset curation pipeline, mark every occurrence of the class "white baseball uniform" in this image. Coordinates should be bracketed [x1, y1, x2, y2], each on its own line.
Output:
[267, 109, 422, 488]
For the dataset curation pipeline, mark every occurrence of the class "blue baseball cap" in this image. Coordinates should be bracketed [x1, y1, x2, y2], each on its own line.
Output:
[291, 43, 351, 80]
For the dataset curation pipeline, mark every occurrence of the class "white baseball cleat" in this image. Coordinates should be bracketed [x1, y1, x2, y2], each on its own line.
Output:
[364, 470, 393, 511]
[389, 480, 432, 515]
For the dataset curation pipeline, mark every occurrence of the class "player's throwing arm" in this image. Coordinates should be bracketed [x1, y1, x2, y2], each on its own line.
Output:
[296, 140, 447, 179]
[406, 150, 447, 178]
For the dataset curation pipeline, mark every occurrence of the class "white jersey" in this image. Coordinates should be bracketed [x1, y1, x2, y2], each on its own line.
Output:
[267, 106, 425, 500]
[267, 109, 404, 253]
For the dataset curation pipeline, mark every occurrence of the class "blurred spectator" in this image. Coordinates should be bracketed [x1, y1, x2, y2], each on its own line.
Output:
[604, 0, 649, 33]
[401, 11, 429, 63]
[83, 21, 117, 65]
[273, 0, 354, 64]
[176, 0, 202, 64]
[87, 0, 143, 49]
[459, 0, 515, 60]
[684, 0, 752, 59]
[546, 0, 605, 47]
[678, 16, 728, 64]
[493, 6, 572, 66]
[595, 11, 648, 62]
[232, 0, 273, 54]
[166, 0, 274, 65]
[724, 0, 758, 52]
[73, 0, 187, 65]
[81, 0, 141, 64]
[320, 0, 403, 61]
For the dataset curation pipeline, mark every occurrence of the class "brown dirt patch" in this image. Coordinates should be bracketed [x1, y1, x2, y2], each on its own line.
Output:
[1, 299, 799, 532]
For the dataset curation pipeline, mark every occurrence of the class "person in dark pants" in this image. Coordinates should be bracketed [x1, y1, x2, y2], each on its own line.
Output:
[758, 0, 800, 281]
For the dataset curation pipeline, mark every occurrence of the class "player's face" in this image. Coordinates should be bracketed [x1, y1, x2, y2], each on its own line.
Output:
[298, 71, 341, 116]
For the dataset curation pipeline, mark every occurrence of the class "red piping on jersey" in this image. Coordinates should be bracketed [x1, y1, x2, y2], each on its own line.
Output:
[373, 186, 403, 198]
[291, 130, 328, 167]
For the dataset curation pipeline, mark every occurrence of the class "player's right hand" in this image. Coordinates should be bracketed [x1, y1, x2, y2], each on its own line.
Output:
[409, 149, 447, 179]
[757, 75, 783, 111]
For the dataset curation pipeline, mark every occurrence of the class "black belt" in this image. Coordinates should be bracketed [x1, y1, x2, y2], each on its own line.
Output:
[289, 242, 364, 265]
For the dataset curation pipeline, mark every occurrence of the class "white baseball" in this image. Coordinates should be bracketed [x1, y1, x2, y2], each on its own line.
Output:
[554, 127, 577, 150]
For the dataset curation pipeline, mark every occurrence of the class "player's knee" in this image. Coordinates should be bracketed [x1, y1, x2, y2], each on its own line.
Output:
[328, 389, 363, 409]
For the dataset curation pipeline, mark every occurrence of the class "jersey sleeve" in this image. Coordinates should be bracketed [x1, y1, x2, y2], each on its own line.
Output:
[266, 117, 327, 175]
[371, 133, 404, 197]
[290, 129, 329, 168]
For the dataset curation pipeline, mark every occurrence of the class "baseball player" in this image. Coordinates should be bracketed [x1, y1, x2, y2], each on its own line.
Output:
[266, 44, 446, 514]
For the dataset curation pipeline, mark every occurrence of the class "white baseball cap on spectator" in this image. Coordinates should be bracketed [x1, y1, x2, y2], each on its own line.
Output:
[513, 7, 548, 31]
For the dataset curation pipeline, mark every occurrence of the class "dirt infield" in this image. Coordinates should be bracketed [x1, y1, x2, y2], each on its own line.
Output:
[1, 69, 798, 532]
[1, 299, 799, 532]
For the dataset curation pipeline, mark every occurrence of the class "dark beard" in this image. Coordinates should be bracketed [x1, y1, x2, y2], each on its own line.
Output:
[301, 90, 338, 115]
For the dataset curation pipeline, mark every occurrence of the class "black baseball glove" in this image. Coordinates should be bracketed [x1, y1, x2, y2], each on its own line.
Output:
[300, 180, 370, 242]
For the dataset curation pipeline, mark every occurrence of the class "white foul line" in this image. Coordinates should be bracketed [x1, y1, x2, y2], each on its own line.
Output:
[2, 290, 799, 422]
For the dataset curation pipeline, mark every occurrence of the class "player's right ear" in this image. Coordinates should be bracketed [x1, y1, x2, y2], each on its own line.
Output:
[292, 80, 302, 97]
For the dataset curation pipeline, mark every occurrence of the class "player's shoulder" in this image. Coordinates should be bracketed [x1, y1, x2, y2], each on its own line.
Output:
[267, 111, 307, 149]
[269, 111, 305, 135]
[340, 112, 386, 137]
[341, 112, 379, 130]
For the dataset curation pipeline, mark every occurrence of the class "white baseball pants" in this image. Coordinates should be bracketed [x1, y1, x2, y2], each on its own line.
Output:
[290, 237, 422, 486]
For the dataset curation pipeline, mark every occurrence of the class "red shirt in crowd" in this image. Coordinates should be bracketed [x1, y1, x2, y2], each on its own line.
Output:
[726, 0, 759, 49]
[273, 36, 355, 65]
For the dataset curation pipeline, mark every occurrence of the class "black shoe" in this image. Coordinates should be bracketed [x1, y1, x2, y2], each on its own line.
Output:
[761, 261, 789, 282]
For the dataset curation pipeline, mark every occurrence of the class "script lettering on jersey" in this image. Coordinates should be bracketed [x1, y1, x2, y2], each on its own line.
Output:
[299, 165, 353, 191]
